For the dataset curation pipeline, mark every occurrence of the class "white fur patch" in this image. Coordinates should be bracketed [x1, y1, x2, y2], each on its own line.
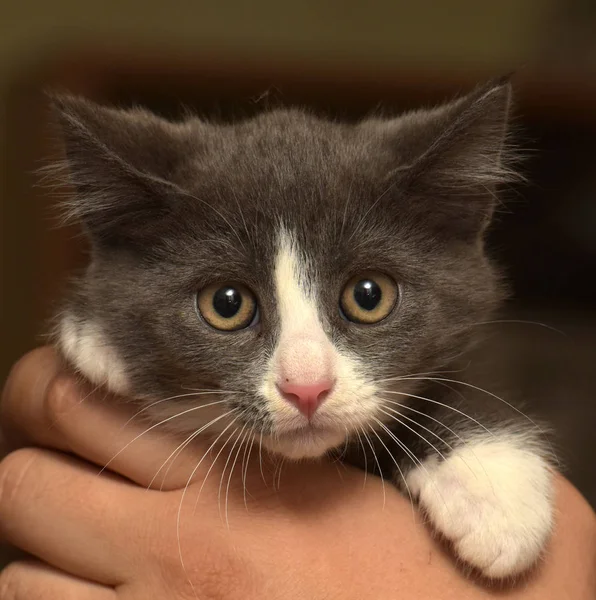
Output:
[260, 229, 378, 459]
[273, 230, 332, 384]
[273, 232, 321, 340]
[59, 315, 130, 394]
[406, 434, 554, 578]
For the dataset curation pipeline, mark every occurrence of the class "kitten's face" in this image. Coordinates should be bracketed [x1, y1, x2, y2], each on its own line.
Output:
[54, 81, 512, 459]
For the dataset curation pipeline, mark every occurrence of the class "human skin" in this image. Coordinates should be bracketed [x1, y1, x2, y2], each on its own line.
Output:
[0, 348, 594, 599]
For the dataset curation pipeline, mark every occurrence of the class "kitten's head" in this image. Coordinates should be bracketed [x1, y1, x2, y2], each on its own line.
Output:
[51, 80, 515, 459]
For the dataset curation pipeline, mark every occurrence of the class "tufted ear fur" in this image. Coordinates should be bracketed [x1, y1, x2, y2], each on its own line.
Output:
[367, 78, 518, 240]
[48, 94, 191, 246]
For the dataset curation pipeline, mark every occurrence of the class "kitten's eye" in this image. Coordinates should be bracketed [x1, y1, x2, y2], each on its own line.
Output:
[340, 272, 398, 324]
[197, 283, 258, 331]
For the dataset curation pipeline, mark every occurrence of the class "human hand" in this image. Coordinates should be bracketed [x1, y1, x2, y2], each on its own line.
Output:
[1, 348, 595, 599]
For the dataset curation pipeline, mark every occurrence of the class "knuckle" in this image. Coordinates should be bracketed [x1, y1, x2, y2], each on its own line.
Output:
[4, 348, 46, 388]
[1, 348, 59, 435]
[0, 448, 40, 515]
[1, 349, 45, 415]
[45, 374, 78, 422]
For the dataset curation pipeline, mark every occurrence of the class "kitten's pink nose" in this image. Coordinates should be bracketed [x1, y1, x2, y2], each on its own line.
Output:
[278, 380, 333, 419]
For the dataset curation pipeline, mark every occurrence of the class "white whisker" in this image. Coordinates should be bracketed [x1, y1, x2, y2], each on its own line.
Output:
[472, 319, 568, 337]
[377, 408, 447, 462]
[367, 421, 415, 514]
[147, 410, 234, 491]
[402, 376, 553, 437]
[241, 434, 254, 511]
[371, 418, 451, 522]
[174, 186, 248, 253]
[180, 386, 241, 394]
[381, 398, 467, 446]
[176, 415, 240, 600]
[346, 181, 395, 243]
[217, 424, 248, 523]
[274, 456, 286, 491]
[380, 406, 453, 451]
[381, 400, 490, 480]
[376, 365, 471, 383]
[258, 431, 267, 486]
[225, 427, 251, 529]
[402, 376, 560, 467]
[194, 420, 248, 509]
[338, 178, 353, 239]
[99, 399, 229, 476]
[354, 427, 369, 490]
[382, 389, 495, 437]
[121, 393, 227, 430]
[360, 427, 386, 509]
[379, 404, 481, 480]
[230, 187, 253, 249]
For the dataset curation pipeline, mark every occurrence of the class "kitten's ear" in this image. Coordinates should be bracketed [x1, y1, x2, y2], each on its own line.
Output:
[379, 79, 518, 239]
[48, 93, 188, 244]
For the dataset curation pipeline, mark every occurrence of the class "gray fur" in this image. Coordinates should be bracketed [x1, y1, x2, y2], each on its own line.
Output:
[49, 80, 548, 475]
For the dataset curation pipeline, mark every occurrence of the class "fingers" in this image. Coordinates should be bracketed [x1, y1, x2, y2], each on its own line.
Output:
[1, 347, 207, 490]
[0, 447, 152, 585]
[0, 560, 117, 600]
[43, 376, 209, 490]
[1, 347, 68, 450]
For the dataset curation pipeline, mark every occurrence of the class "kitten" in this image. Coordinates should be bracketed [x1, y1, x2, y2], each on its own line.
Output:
[49, 78, 554, 580]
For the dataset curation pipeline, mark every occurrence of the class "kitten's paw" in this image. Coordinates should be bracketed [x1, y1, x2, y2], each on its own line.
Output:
[405, 437, 554, 579]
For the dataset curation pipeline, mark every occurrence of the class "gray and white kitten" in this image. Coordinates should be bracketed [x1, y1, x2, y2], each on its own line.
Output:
[50, 79, 554, 580]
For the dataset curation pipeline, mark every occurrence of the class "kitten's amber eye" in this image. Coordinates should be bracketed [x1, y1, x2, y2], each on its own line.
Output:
[340, 272, 398, 324]
[197, 283, 258, 331]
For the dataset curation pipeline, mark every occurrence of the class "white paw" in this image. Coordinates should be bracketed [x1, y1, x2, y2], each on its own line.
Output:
[406, 436, 554, 579]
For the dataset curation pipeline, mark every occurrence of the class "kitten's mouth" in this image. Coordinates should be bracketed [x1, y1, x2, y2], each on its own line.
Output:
[281, 423, 334, 439]
[265, 423, 347, 459]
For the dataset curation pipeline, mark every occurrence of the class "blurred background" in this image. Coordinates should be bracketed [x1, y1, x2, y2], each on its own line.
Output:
[1, 1, 595, 510]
